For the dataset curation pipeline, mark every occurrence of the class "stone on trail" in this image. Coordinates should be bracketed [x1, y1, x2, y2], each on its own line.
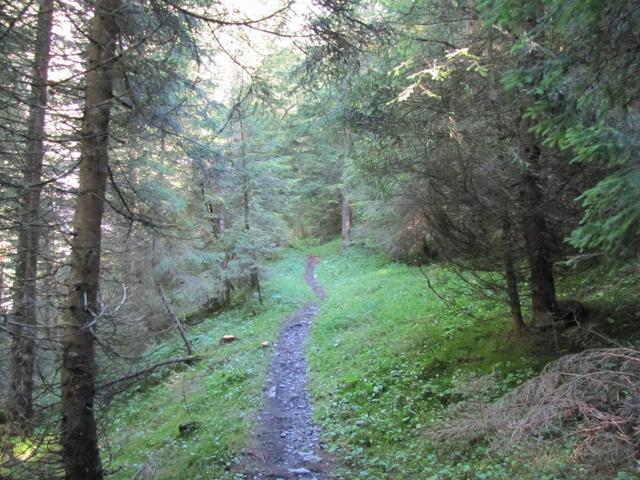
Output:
[268, 385, 277, 399]
[298, 451, 322, 463]
[288, 467, 312, 475]
[236, 256, 329, 479]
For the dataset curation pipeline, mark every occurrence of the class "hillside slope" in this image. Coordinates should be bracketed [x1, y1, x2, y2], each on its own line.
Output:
[105, 240, 640, 479]
[306, 240, 640, 479]
[105, 249, 313, 480]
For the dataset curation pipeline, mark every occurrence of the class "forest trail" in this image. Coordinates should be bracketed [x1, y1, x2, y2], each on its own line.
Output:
[238, 256, 330, 479]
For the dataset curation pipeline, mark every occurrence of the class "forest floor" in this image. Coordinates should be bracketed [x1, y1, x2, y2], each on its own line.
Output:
[236, 256, 332, 479]
[103, 239, 640, 480]
[104, 249, 316, 480]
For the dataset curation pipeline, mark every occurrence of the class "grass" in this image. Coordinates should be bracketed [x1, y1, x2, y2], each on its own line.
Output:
[305, 240, 539, 478]
[101, 238, 640, 479]
[303, 239, 640, 479]
[104, 248, 313, 480]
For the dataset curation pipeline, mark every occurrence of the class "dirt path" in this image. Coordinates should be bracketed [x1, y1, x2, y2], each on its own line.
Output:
[238, 256, 330, 479]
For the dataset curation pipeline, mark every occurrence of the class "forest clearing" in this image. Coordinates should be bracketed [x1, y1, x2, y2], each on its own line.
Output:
[1, 0, 639, 479]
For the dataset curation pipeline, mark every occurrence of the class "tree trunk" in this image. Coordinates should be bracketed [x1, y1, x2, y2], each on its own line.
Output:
[341, 192, 351, 244]
[223, 252, 233, 306]
[341, 129, 352, 246]
[61, 0, 120, 478]
[151, 238, 193, 355]
[518, 113, 558, 326]
[239, 116, 262, 303]
[40, 218, 56, 344]
[8, 0, 54, 433]
[0, 263, 5, 316]
[502, 218, 525, 334]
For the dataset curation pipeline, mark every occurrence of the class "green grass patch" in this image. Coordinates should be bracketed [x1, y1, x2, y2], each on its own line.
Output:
[304, 241, 640, 479]
[104, 248, 313, 480]
[101, 238, 640, 479]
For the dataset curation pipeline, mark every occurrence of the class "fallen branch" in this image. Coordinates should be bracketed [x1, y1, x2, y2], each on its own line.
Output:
[97, 356, 198, 391]
[156, 282, 194, 356]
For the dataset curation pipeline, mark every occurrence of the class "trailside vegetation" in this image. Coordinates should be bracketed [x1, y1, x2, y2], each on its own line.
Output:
[0, 0, 638, 478]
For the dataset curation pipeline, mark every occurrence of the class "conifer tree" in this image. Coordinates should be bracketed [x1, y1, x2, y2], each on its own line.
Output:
[8, 0, 54, 432]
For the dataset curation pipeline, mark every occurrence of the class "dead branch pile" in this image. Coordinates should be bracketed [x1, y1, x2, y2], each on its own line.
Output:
[432, 348, 640, 471]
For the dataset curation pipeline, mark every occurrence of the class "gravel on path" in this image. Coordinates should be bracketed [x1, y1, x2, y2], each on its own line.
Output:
[237, 256, 330, 480]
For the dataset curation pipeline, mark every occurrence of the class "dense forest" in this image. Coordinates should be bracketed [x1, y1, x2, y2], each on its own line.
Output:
[1, 0, 639, 479]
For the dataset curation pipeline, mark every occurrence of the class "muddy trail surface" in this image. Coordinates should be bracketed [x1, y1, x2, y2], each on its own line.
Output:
[237, 256, 330, 479]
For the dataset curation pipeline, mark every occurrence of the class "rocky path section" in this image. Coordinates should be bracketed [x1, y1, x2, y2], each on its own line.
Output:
[238, 256, 329, 479]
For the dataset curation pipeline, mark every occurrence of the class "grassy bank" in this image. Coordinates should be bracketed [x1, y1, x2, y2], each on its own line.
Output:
[101, 239, 640, 479]
[104, 249, 313, 480]
[304, 239, 640, 479]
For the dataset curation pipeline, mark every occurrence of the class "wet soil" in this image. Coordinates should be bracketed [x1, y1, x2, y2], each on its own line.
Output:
[237, 256, 330, 479]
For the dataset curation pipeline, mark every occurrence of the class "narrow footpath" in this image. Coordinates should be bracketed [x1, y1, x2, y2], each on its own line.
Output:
[239, 256, 330, 479]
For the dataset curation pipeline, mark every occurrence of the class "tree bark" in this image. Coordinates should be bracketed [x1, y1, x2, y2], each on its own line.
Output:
[60, 0, 120, 478]
[8, 0, 54, 433]
[341, 192, 351, 244]
[239, 116, 262, 303]
[518, 113, 558, 326]
[502, 218, 525, 334]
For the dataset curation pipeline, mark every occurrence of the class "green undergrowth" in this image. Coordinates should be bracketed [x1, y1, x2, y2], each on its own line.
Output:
[304, 239, 640, 479]
[104, 249, 313, 480]
[102, 238, 640, 480]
